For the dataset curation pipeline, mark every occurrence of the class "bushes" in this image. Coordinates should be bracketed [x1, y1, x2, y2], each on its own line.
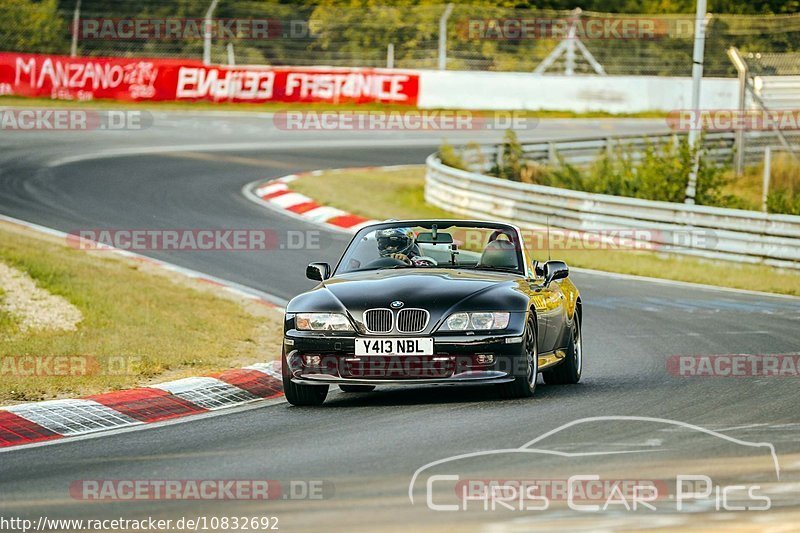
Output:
[450, 132, 745, 209]
[764, 153, 800, 215]
[438, 141, 486, 172]
[491, 130, 525, 182]
[437, 133, 800, 214]
[767, 190, 800, 215]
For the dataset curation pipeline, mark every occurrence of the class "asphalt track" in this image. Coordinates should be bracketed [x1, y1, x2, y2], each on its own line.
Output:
[0, 113, 798, 531]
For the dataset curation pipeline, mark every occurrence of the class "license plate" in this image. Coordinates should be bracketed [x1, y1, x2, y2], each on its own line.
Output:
[355, 338, 434, 356]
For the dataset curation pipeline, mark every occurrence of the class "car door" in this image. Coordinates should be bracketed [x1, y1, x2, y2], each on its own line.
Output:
[540, 281, 567, 353]
[527, 268, 567, 353]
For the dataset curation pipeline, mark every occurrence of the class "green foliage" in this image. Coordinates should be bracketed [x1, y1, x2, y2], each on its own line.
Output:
[491, 129, 524, 182]
[438, 142, 468, 170]
[1, 1, 796, 74]
[767, 190, 800, 215]
[0, 0, 65, 53]
[479, 135, 745, 208]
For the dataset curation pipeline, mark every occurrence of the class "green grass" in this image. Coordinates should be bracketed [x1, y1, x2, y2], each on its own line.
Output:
[291, 166, 800, 297]
[722, 153, 800, 214]
[0, 95, 666, 118]
[0, 223, 282, 404]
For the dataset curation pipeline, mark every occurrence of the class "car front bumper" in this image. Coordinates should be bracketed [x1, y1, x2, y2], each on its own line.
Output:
[284, 331, 525, 386]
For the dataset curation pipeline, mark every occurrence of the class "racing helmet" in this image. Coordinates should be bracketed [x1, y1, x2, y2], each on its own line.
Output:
[376, 227, 415, 257]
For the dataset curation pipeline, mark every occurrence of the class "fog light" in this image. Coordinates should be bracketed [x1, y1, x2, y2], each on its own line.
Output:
[304, 355, 322, 366]
[475, 354, 494, 364]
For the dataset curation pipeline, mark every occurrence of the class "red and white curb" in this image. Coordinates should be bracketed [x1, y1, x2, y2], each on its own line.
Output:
[0, 363, 283, 449]
[244, 165, 417, 233]
[0, 214, 287, 450]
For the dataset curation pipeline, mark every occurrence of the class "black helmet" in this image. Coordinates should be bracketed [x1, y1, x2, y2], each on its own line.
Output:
[376, 227, 414, 257]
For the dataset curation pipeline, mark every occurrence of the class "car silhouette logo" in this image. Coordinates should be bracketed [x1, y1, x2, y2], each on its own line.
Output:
[390, 300, 404, 309]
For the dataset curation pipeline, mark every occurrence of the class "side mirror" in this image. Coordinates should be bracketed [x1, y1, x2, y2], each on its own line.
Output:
[306, 262, 331, 281]
[543, 260, 569, 286]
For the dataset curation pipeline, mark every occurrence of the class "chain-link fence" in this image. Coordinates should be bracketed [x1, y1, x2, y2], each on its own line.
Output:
[3, 1, 800, 75]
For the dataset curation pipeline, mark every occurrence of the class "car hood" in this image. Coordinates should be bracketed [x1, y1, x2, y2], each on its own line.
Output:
[288, 269, 529, 326]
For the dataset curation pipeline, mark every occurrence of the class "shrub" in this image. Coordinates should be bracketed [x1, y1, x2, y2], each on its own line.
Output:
[479, 133, 740, 208]
[438, 142, 468, 171]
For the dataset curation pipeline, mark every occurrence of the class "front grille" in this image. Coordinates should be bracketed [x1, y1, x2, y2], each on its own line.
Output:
[396, 308, 430, 333]
[364, 308, 393, 333]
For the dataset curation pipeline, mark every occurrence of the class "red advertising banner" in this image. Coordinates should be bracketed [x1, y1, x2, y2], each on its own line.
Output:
[0, 53, 420, 105]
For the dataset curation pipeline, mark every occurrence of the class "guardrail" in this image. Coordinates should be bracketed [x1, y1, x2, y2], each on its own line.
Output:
[425, 154, 800, 269]
[461, 130, 800, 172]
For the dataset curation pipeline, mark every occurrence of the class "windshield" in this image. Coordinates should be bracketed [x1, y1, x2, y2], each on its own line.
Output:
[336, 222, 524, 275]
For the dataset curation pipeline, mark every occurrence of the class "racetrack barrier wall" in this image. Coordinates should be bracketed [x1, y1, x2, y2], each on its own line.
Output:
[0, 52, 743, 112]
[425, 154, 800, 269]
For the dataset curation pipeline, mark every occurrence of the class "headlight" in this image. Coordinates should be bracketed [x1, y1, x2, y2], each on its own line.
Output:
[295, 313, 353, 331]
[446, 312, 470, 330]
[443, 312, 510, 330]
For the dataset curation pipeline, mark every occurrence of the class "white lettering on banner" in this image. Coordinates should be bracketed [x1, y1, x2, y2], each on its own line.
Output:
[176, 67, 274, 99]
[14, 56, 159, 93]
[285, 73, 410, 102]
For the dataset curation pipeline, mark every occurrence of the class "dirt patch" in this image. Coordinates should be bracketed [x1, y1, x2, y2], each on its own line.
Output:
[0, 261, 82, 333]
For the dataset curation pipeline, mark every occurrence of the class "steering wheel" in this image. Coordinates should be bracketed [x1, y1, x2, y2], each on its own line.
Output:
[364, 257, 408, 268]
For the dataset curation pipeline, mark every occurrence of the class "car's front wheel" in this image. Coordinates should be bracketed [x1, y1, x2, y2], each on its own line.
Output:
[339, 385, 376, 393]
[543, 314, 582, 385]
[282, 351, 328, 406]
[497, 315, 538, 399]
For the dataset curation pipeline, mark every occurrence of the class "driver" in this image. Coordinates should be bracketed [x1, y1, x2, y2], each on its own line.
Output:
[376, 227, 420, 265]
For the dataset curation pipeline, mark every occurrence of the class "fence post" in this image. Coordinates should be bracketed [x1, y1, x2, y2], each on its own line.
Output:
[387, 43, 395, 69]
[762, 146, 772, 213]
[684, 1, 709, 204]
[203, 0, 220, 65]
[727, 47, 748, 176]
[70, 0, 81, 58]
[438, 4, 454, 70]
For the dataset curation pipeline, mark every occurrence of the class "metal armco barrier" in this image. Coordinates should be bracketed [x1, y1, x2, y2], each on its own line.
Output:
[463, 131, 800, 171]
[425, 154, 800, 269]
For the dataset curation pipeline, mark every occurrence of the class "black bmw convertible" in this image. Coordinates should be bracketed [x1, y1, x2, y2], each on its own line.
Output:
[281, 220, 582, 405]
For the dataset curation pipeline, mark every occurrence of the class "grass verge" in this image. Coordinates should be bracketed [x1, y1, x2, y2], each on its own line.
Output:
[0, 95, 665, 118]
[0, 221, 282, 404]
[290, 166, 800, 297]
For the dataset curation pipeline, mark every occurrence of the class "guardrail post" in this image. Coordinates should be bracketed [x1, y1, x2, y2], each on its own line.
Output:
[605, 137, 613, 158]
[548, 142, 557, 165]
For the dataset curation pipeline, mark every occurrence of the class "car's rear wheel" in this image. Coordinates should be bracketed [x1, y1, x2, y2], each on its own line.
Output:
[543, 314, 582, 385]
[282, 351, 328, 406]
[497, 315, 538, 399]
[339, 385, 376, 393]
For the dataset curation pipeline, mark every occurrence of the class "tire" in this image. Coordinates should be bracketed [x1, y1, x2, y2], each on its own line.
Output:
[543, 313, 582, 385]
[282, 351, 328, 406]
[497, 315, 538, 399]
[339, 385, 376, 393]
